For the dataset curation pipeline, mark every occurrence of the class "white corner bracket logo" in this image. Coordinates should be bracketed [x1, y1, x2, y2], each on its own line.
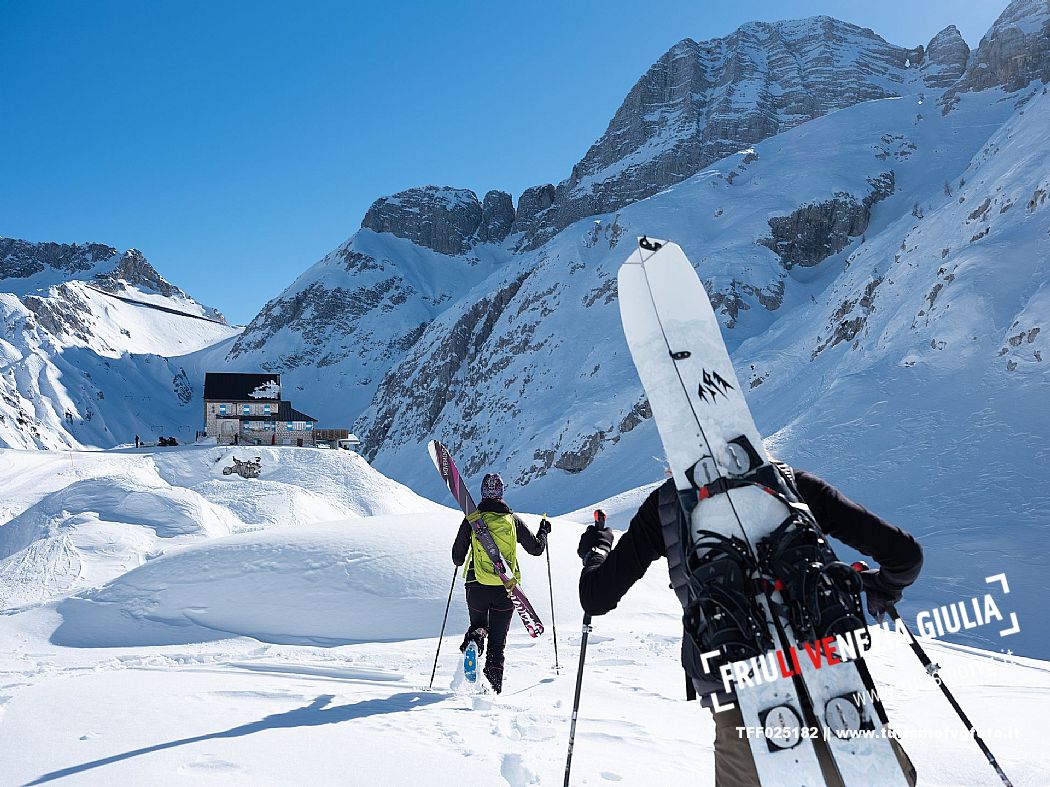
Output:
[985, 573, 1021, 637]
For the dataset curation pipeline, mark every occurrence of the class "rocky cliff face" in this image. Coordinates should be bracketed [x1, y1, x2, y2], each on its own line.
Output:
[506, 17, 932, 250]
[93, 249, 182, 300]
[952, 0, 1050, 93]
[1, 239, 117, 281]
[361, 186, 515, 255]
[921, 26, 971, 88]
[479, 191, 515, 244]
[758, 172, 895, 268]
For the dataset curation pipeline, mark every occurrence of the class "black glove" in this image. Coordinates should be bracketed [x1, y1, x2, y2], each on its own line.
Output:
[578, 526, 613, 565]
[859, 569, 903, 622]
[538, 518, 552, 536]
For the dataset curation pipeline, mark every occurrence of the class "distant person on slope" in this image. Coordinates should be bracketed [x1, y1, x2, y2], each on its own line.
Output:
[451, 472, 550, 693]
[577, 468, 923, 787]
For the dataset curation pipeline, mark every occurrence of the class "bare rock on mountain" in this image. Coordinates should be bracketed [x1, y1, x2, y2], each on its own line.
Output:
[362, 187, 483, 256]
[0, 239, 116, 281]
[362, 186, 515, 255]
[92, 249, 184, 301]
[359, 271, 532, 466]
[512, 17, 923, 250]
[951, 0, 1050, 94]
[511, 184, 556, 235]
[479, 190, 515, 244]
[758, 173, 895, 268]
[921, 26, 971, 88]
[22, 285, 95, 343]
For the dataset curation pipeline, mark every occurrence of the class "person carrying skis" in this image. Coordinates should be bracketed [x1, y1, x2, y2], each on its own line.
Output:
[577, 468, 922, 787]
[452, 472, 550, 693]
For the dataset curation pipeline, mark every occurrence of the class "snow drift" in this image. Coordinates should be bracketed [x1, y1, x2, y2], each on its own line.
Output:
[52, 514, 468, 648]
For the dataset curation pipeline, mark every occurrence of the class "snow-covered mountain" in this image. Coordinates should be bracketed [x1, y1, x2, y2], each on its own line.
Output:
[0, 238, 239, 449]
[216, 1, 1050, 657]
[4, 1, 1047, 656]
[222, 217, 512, 424]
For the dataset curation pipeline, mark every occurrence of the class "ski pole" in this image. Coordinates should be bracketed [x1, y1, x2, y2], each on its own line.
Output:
[428, 566, 458, 690]
[889, 606, 1014, 787]
[564, 509, 606, 786]
[563, 613, 592, 787]
[543, 512, 560, 673]
[852, 561, 1013, 786]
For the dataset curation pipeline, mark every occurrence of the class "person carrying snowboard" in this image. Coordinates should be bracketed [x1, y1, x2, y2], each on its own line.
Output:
[452, 471, 550, 693]
[577, 468, 922, 787]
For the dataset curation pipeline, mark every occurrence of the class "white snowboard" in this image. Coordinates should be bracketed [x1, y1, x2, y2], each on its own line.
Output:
[617, 238, 906, 787]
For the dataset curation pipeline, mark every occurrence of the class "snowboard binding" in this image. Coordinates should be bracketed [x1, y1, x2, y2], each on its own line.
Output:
[682, 529, 773, 665]
[758, 510, 866, 643]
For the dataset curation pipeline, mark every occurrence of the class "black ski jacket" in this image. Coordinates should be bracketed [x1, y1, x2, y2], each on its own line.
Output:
[579, 470, 923, 702]
[452, 498, 547, 584]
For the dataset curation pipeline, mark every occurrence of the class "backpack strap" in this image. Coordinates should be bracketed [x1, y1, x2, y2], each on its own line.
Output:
[768, 459, 801, 501]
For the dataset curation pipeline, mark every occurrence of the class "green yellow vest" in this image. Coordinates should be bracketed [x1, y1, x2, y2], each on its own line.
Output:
[465, 511, 520, 586]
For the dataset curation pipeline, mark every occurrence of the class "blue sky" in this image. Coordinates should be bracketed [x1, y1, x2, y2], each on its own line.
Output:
[1, 1, 1005, 323]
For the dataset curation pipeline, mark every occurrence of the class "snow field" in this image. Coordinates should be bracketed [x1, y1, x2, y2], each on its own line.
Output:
[0, 447, 1047, 784]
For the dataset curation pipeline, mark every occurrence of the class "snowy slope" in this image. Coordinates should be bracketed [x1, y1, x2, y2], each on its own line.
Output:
[206, 2, 1050, 658]
[357, 82, 1030, 502]
[222, 227, 512, 425]
[0, 448, 1046, 786]
[0, 446, 438, 611]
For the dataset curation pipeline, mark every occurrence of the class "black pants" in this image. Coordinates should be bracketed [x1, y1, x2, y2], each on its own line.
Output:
[465, 583, 514, 671]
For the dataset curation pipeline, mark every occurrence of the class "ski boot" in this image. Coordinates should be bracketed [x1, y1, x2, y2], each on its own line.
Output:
[460, 628, 487, 684]
[483, 660, 504, 694]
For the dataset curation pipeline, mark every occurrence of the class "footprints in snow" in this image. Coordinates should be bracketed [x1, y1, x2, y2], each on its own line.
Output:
[500, 753, 539, 786]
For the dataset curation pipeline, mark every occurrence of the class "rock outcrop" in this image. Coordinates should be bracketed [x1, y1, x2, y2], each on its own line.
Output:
[758, 173, 895, 268]
[921, 26, 971, 87]
[0, 239, 116, 281]
[479, 191, 515, 244]
[510, 17, 925, 250]
[510, 184, 556, 235]
[952, 0, 1050, 93]
[361, 186, 515, 255]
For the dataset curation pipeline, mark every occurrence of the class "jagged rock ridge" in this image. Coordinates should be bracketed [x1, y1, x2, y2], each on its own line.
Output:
[508, 16, 934, 250]
[361, 186, 515, 255]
